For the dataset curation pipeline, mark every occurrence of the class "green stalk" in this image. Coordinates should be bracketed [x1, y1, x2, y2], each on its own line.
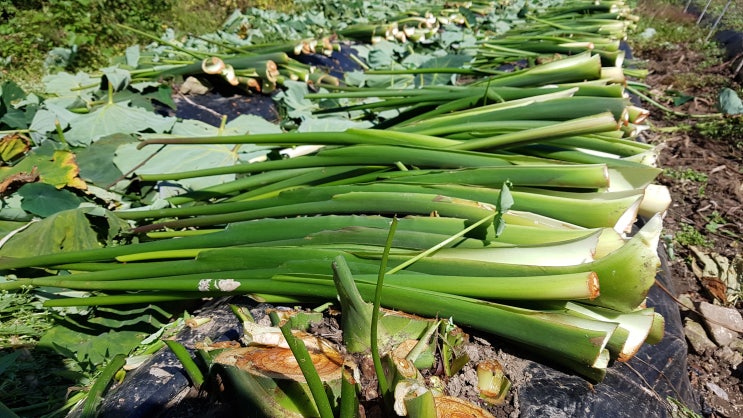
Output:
[137, 145, 512, 182]
[345, 271, 599, 301]
[371, 218, 398, 397]
[449, 112, 620, 151]
[272, 311, 335, 418]
[136, 128, 458, 149]
[381, 214, 662, 312]
[393, 88, 578, 132]
[281, 276, 613, 373]
[81, 354, 126, 418]
[395, 96, 629, 133]
[128, 190, 497, 233]
[167, 167, 322, 205]
[339, 367, 359, 418]
[379, 164, 610, 189]
[211, 364, 304, 417]
[165, 340, 205, 388]
[0, 401, 20, 418]
[472, 52, 602, 87]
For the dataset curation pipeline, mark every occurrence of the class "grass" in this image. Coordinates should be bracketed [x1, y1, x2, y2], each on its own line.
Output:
[663, 167, 709, 183]
[629, 0, 728, 95]
[0, 289, 80, 416]
[0, 289, 54, 347]
[675, 223, 714, 248]
[0, 0, 295, 92]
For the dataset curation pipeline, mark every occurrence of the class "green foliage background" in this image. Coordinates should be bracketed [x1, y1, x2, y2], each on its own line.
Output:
[0, 0, 293, 90]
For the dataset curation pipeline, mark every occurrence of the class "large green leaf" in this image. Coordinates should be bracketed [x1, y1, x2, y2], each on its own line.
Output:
[100, 66, 131, 92]
[274, 80, 317, 119]
[74, 134, 135, 187]
[169, 114, 282, 137]
[65, 101, 176, 146]
[42, 72, 99, 109]
[414, 54, 473, 87]
[29, 102, 80, 143]
[0, 208, 100, 258]
[0, 81, 26, 110]
[113, 142, 240, 190]
[38, 326, 144, 371]
[18, 183, 83, 217]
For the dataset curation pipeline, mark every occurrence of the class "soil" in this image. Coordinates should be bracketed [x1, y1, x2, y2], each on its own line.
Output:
[629, 2, 743, 417]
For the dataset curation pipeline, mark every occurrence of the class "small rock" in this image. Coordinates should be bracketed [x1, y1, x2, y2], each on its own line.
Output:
[706, 382, 730, 402]
[685, 318, 717, 354]
[699, 302, 743, 346]
[729, 338, 743, 354]
[676, 293, 695, 311]
[639, 28, 656, 40]
[714, 346, 743, 369]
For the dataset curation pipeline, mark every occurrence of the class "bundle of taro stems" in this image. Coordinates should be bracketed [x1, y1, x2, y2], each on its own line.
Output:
[0, 1, 673, 416]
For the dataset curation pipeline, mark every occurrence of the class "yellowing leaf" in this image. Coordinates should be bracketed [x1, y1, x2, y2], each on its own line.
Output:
[0, 142, 86, 190]
[0, 133, 31, 163]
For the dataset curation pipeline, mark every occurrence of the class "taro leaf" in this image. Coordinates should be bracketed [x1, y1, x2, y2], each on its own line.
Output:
[38, 326, 144, 370]
[718, 88, 743, 115]
[0, 141, 86, 190]
[29, 102, 80, 143]
[113, 142, 240, 190]
[18, 182, 83, 217]
[666, 90, 694, 107]
[459, 5, 478, 26]
[125, 44, 140, 68]
[1, 81, 26, 109]
[101, 66, 131, 92]
[42, 72, 99, 108]
[401, 52, 435, 69]
[274, 80, 317, 119]
[64, 100, 176, 146]
[154, 84, 176, 110]
[130, 81, 162, 93]
[87, 206, 130, 243]
[0, 105, 36, 129]
[0, 219, 29, 238]
[0, 133, 31, 163]
[0, 208, 100, 258]
[0, 350, 22, 376]
[344, 70, 368, 87]
[0, 82, 36, 129]
[14, 92, 40, 108]
[89, 304, 172, 328]
[494, 182, 514, 237]
[113, 84, 174, 111]
[0, 194, 32, 221]
[439, 28, 479, 49]
[368, 48, 394, 68]
[152, 115, 277, 164]
[415, 54, 473, 87]
[74, 133, 134, 186]
[366, 40, 399, 69]
[169, 114, 281, 137]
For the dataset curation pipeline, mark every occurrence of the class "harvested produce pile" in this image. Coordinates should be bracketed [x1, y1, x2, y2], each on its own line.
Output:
[0, 0, 675, 416]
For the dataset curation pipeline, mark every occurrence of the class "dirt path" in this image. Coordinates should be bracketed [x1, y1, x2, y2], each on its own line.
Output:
[631, 1, 743, 416]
